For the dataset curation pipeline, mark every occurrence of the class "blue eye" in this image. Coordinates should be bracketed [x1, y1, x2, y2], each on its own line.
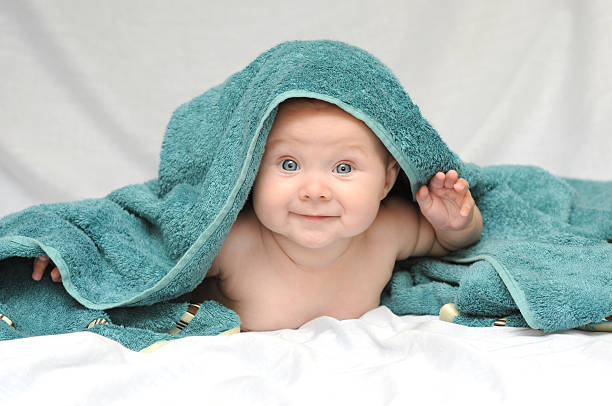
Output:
[281, 159, 299, 171]
[333, 163, 352, 174]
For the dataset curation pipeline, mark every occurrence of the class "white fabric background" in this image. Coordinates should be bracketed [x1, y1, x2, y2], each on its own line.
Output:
[1, 1, 611, 404]
[1, 0, 610, 217]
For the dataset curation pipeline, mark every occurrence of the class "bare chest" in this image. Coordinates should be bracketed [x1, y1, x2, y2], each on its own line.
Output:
[218, 243, 397, 331]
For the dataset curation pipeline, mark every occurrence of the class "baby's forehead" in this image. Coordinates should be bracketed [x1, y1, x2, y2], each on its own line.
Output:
[271, 98, 391, 157]
[277, 97, 336, 111]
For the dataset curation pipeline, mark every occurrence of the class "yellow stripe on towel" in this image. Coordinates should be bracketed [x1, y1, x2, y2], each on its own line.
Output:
[139, 325, 241, 353]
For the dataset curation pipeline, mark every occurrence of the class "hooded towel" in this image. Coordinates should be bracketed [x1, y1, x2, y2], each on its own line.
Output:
[1, 40, 611, 350]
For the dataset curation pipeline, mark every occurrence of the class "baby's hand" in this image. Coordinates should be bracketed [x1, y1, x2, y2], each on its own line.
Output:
[32, 256, 62, 282]
[415, 170, 475, 231]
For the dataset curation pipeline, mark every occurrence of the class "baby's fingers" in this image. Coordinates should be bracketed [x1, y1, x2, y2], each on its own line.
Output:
[32, 256, 61, 282]
[428, 172, 446, 190]
[459, 188, 475, 217]
[50, 267, 62, 283]
[453, 178, 469, 195]
[429, 170, 460, 190]
[416, 185, 433, 210]
[453, 178, 473, 217]
[444, 170, 459, 189]
[32, 256, 50, 281]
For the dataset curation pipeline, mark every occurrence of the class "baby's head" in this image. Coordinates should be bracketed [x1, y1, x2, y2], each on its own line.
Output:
[251, 98, 400, 249]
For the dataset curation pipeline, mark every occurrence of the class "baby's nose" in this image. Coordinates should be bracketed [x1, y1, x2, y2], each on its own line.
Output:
[299, 177, 332, 201]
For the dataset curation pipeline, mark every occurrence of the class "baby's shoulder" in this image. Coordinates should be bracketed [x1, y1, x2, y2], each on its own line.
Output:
[210, 206, 261, 276]
[367, 196, 420, 258]
[223, 206, 261, 252]
[375, 196, 419, 226]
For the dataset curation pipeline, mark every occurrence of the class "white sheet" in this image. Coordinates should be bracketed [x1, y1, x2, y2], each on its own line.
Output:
[1, 1, 611, 404]
[2, 308, 611, 404]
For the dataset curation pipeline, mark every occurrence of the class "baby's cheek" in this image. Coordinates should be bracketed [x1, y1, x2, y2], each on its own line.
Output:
[252, 189, 291, 228]
[347, 200, 381, 234]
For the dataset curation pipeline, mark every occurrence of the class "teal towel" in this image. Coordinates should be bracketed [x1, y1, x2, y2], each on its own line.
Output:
[382, 166, 612, 330]
[1, 40, 611, 350]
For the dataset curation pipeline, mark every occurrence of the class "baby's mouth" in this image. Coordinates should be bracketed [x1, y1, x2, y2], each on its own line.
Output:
[293, 212, 337, 221]
[302, 215, 332, 220]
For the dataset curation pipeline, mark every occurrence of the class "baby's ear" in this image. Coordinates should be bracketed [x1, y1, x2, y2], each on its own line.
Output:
[381, 159, 400, 199]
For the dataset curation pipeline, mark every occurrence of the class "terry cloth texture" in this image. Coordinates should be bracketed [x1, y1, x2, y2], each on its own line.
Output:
[1, 40, 611, 349]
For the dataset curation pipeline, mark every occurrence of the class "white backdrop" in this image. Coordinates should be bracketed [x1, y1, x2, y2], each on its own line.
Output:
[1, 0, 610, 217]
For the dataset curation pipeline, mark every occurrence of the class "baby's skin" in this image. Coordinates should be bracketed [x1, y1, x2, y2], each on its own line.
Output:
[32, 99, 483, 332]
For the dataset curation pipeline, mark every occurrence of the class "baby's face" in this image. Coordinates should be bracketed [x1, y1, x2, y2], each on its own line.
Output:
[252, 100, 398, 249]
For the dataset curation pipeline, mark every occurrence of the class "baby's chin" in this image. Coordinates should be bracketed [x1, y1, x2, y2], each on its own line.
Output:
[293, 237, 339, 250]
[282, 229, 357, 250]
[263, 217, 370, 250]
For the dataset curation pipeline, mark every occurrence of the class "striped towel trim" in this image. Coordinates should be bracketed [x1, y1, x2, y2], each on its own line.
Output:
[86, 318, 110, 329]
[0, 314, 16, 329]
[578, 315, 612, 332]
[169, 303, 201, 335]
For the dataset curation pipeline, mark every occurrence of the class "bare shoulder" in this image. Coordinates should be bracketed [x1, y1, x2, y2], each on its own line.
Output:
[375, 196, 419, 227]
[209, 206, 261, 278]
[368, 196, 420, 260]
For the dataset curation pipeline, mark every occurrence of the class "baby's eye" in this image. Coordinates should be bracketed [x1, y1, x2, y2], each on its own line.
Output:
[333, 163, 352, 174]
[281, 159, 300, 171]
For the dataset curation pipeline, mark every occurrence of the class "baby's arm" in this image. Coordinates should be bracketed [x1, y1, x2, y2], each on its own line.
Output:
[414, 170, 482, 254]
[191, 208, 255, 301]
[32, 256, 62, 282]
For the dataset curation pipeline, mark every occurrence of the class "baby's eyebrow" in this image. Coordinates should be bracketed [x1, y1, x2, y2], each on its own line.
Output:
[265, 138, 289, 148]
[333, 144, 371, 159]
[342, 144, 368, 155]
[264, 140, 294, 154]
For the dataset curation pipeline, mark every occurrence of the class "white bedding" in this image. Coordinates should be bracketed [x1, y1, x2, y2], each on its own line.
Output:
[1, 1, 611, 404]
[2, 308, 611, 404]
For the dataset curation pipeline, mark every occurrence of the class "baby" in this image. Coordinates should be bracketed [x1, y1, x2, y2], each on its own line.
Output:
[32, 98, 483, 332]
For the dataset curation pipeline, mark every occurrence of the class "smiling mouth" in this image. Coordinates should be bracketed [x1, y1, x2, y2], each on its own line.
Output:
[296, 214, 337, 221]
